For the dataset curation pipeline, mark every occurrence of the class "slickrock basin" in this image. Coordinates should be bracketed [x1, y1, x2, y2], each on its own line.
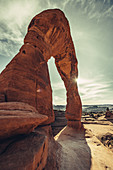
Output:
[0, 102, 48, 139]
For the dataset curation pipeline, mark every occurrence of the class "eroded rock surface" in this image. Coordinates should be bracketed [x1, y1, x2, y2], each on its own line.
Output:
[0, 130, 48, 170]
[0, 9, 82, 127]
[55, 126, 91, 170]
[35, 125, 62, 170]
[0, 102, 48, 139]
[51, 110, 67, 136]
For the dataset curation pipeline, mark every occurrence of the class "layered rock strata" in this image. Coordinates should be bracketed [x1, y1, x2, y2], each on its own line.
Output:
[0, 130, 48, 170]
[0, 102, 48, 139]
[0, 9, 82, 127]
[0, 125, 61, 170]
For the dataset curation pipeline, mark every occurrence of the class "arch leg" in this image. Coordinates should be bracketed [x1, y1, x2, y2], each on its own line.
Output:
[54, 50, 82, 129]
[35, 62, 55, 125]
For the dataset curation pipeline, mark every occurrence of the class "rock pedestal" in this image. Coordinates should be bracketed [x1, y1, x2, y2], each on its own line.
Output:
[0, 9, 82, 127]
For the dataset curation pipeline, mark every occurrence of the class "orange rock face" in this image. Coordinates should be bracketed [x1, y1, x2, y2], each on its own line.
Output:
[0, 130, 48, 170]
[0, 9, 82, 127]
[0, 102, 48, 139]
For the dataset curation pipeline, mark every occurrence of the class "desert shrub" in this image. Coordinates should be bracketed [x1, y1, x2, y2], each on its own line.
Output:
[89, 112, 95, 118]
[101, 133, 113, 149]
[97, 113, 101, 117]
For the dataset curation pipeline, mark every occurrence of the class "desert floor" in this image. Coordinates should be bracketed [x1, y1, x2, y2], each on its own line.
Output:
[55, 115, 113, 170]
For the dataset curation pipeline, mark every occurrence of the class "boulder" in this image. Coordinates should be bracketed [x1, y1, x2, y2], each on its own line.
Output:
[0, 102, 48, 139]
[0, 131, 48, 170]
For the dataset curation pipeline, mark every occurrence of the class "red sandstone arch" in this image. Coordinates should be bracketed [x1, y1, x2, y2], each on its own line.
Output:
[0, 9, 82, 128]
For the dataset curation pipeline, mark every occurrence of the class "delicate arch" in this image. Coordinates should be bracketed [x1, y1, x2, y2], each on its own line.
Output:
[0, 9, 82, 128]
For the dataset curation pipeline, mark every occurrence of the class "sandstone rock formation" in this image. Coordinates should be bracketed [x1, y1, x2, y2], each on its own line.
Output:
[51, 110, 67, 136]
[0, 102, 48, 139]
[35, 126, 62, 170]
[0, 129, 48, 170]
[0, 9, 82, 127]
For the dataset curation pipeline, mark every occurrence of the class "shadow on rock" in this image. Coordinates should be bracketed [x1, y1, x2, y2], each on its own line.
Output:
[55, 126, 92, 170]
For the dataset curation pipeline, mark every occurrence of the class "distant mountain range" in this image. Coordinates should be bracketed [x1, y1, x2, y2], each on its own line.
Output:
[53, 104, 113, 112]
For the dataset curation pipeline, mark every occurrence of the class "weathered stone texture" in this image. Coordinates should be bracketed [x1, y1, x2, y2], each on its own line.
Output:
[0, 9, 82, 127]
[0, 102, 48, 139]
[35, 126, 62, 170]
[0, 131, 48, 170]
[51, 110, 67, 136]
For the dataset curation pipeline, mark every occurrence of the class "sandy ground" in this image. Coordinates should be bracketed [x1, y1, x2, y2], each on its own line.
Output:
[84, 124, 113, 170]
[55, 117, 113, 170]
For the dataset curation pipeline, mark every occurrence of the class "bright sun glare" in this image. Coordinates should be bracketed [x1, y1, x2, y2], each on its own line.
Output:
[74, 78, 79, 84]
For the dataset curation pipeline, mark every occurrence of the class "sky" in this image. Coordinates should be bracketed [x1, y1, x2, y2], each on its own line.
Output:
[0, 0, 113, 105]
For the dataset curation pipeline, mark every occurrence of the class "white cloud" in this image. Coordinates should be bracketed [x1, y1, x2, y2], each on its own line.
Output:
[53, 95, 66, 105]
[62, 0, 70, 10]
[0, 0, 42, 59]
[103, 5, 113, 17]
[52, 82, 65, 90]
[78, 76, 113, 105]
